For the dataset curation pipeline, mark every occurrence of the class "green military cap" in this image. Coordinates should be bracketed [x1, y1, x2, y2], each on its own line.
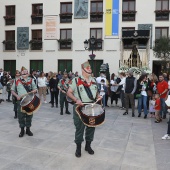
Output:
[81, 61, 90, 69]
[21, 66, 27, 71]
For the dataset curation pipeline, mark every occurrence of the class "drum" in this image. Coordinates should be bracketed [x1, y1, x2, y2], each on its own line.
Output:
[76, 102, 105, 127]
[20, 93, 41, 115]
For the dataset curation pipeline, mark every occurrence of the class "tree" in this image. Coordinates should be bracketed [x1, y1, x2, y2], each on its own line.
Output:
[153, 36, 170, 61]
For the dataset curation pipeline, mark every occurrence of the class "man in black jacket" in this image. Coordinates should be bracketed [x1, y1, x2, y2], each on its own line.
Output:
[1, 71, 8, 101]
[123, 71, 137, 117]
[30, 70, 37, 87]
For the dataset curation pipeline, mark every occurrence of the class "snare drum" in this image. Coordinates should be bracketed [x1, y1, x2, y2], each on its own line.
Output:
[20, 93, 41, 115]
[76, 102, 105, 127]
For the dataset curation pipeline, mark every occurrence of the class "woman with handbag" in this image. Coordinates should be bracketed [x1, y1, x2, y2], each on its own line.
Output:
[136, 74, 149, 119]
[49, 72, 59, 108]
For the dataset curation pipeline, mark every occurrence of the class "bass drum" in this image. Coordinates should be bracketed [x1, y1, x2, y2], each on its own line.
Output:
[20, 93, 41, 115]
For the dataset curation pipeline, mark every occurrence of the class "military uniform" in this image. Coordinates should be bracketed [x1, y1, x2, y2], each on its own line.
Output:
[11, 77, 37, 130]
[58, 78, 71, 115]
[69, 75, 98, 157]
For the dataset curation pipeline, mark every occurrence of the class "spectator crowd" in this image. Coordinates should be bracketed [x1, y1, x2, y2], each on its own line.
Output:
[0, 67, 170, 140]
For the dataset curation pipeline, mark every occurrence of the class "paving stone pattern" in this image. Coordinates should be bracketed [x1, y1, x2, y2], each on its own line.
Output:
[0, 96, 169, 170]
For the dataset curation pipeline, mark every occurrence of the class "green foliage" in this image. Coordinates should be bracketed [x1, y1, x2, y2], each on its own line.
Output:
[153, 37, 170, 60]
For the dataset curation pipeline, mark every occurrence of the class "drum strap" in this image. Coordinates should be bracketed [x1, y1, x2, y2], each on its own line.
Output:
[76, 77, 96, 102]
[20, 78, 32, 92]
[75, 78, 82, 101]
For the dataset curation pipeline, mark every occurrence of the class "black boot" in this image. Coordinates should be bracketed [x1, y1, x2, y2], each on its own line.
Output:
[75, 143, 81, 158]
[138, 113, 141, 117]
[19, 127, 25, 137]
[14, 111, 17, 119]
[60, 108, 63, 115]
[65, 108, 71, 114]
[51, 104, 54, 108]
[56, 104, 58, 108]
[85, 141, 94, 155]
[132, 113, 135, 117]
[26, 127, 33, 136]
[123, 112, 128, 115]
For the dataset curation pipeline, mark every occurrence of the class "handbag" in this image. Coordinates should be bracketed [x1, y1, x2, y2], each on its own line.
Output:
[0, 82, 3, 90]
[147, 90, 153, 97]
[136, 94, 141, 98]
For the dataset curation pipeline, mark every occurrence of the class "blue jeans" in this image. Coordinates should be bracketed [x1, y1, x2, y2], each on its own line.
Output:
[160, 98, 166, 117]
[102, 95, 106, 108]
[138, 95, 148, 115]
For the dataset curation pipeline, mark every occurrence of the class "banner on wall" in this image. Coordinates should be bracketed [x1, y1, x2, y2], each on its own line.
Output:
[45, 16, 57, 40]
[105, 0, 119, 36]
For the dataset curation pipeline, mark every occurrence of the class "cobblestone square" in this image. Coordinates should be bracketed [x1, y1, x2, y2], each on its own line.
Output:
[0, 95, 169, 170]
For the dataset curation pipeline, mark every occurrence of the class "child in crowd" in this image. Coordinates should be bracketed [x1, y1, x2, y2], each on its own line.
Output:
[154, 94, 162, 123]
[149, 95, 155, 118]
[6, 78, 12, 102]
[98, 79, 108, 109]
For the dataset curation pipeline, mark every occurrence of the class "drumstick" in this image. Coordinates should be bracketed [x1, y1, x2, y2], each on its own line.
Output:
[20, 91, 34, 98]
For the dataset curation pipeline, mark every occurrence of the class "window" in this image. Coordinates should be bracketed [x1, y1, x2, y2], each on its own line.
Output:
[4, 31, 15, 50]
[4, 6, 15, 25]
[30, 30, 42, 50]
[4, 60, 16, 77]
[60, 3, 72, 23]
[155, 0, 169, 20]
[90, 1, 103, 22]
[58, 60, 72, 72]
[30, 60, 43, 72]
[31, 4, 43, 24]
[90, 28, 103, 49]
[59, 29, 72, 49]
[155, 27, 169, 40]
[122, 0, 136, 21]
[122, 27, 135, 49]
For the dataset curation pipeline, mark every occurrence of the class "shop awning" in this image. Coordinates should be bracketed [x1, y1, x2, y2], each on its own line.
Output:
[122, 30, 150, 39]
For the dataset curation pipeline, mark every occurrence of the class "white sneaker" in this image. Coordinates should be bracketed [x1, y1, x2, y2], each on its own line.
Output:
[162, 134, 170, 140]
[44, 101, 47, 104]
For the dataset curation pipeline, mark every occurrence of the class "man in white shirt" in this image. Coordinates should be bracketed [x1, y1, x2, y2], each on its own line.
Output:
[96, 73, 107, 85]
[0, 68, 3, 80]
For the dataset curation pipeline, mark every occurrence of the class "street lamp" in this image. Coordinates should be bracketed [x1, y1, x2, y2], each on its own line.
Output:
[84, 36, 96, 73]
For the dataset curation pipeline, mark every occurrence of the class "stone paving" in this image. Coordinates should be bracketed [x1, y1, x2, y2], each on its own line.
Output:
[0, 96, 170, 170]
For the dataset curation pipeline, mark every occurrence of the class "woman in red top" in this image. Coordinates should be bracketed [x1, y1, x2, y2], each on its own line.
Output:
[154, 94, 162, 123]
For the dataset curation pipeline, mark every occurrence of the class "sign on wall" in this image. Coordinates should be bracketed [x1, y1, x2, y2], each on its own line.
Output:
[105, 0, 119, 36]
[17, 27, 29, 50]
[74, 0, 88, 19]
[45, 16, 57, 40]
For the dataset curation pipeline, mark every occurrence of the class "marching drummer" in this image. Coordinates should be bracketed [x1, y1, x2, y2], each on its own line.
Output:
[57, 71, 71, 115]
[11, 66, 37, 137]
[67, 61, 102, 158]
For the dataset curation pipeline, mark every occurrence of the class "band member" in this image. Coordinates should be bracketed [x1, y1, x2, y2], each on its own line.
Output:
[67, 61, 102, 158]
[11, 66, 37, 137]
[12, 70, 21, 119]
[57, 71, 71, 115]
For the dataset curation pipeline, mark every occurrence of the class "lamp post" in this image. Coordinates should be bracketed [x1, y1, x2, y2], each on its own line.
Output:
[84, 36, 96, 74]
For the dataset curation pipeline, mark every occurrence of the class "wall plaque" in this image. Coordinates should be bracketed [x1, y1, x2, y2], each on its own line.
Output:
[74, 0, 88, 19]
[17, 27, 29, 50]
